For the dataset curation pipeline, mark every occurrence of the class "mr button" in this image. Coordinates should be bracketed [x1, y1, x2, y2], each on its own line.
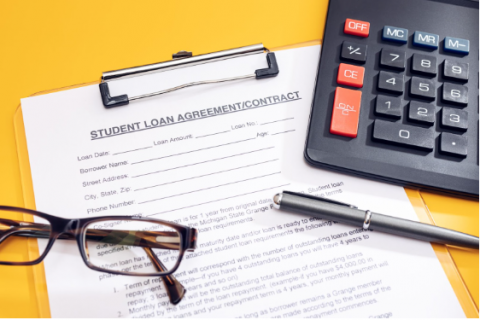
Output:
[344, 18, 370, 37]
[413, 31, 439, 49]
[330, 87, 362, 138]
[337, 63, 365, 88]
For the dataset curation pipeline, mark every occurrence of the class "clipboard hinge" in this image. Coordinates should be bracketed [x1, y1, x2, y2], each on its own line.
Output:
[172, 51, 193, 59]
[99, 44, 279, 108]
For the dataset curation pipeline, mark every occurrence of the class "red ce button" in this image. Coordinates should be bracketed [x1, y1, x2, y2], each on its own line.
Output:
[337, 63, 365, 88]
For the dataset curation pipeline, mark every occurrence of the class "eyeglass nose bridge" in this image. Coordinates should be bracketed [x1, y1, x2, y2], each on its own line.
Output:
[51, 218, 81, 239]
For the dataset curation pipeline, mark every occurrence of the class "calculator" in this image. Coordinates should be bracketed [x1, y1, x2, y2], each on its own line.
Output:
[305, 0, 479, 197]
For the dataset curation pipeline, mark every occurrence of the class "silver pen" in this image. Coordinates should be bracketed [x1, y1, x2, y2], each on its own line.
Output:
[273, 191, 479, 249]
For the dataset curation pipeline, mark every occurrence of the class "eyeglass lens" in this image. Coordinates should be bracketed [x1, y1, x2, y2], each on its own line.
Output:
[0, 209, 52, 263]
[83, 220, 182, 275]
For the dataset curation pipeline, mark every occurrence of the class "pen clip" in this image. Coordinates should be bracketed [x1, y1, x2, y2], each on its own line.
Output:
[283, 191, 358, 209]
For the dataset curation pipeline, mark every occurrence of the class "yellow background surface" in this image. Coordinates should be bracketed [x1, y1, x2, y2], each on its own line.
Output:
[0, 0, 477, 317]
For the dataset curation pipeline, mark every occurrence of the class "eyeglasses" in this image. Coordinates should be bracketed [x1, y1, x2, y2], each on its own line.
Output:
[0, 205, 198, 305]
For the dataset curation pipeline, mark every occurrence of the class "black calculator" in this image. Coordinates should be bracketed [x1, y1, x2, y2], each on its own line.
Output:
[305, 0, 479, 197]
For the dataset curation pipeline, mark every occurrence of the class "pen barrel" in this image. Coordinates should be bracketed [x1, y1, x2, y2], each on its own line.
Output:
[279, 192, 366, 225]
[370, 213, 479, 249]
[279, 193, 479, 250]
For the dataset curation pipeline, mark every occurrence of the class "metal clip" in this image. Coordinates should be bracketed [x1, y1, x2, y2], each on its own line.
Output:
[99, 43, 279, 109]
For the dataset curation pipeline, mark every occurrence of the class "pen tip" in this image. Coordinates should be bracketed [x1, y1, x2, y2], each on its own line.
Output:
[273, 193, 282, 210]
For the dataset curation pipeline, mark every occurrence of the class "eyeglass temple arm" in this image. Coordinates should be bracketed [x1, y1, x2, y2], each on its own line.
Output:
[143, 247, 186, 305]
[0, 218, 189, 251]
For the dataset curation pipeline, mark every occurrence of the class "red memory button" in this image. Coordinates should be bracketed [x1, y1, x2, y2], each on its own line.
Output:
[337, 63, 365, 88]
[330, 87, 362, 138]
[344, 18, 370, 37]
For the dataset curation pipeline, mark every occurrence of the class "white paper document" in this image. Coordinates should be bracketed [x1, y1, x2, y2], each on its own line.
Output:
[21, 46, 464, 318]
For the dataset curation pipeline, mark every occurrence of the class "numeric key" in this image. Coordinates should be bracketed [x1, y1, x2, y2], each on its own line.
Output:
[441, 107, 468, 131]
[341, 41, 367, 63]
[440, 133, 467, 157]
[442, 83, 468, 105]
[378, 71, 404, 94]
[380, 48, 406, 70]
[444, 60, 469, 81]
[373, 119, 434, 150]
[408, 101, 435, 124]
[375, 95, 402, 119]
[410, 77, 436, 100]
[411, 54, 437, 76]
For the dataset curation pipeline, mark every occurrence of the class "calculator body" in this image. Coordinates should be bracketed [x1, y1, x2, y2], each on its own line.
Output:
[305, 0, 479, 197]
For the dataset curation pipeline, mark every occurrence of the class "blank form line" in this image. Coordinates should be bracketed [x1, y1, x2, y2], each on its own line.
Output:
[112, 146, 152, 155]
[131, 147, 274, 178]
[146, 183, 291, 216]
[138, 172, 281, 204]
[134, 159, 279, 191]
[261, 117, 294, 125]
[196, 130, 230, 138]
[271, 129, 296, 136]
[131, 137, 256, 165]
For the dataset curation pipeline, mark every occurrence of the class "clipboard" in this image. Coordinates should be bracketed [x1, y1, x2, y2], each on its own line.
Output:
[12, 40, 478, 317]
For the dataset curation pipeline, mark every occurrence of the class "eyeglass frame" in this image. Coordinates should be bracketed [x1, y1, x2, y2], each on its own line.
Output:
[0, 205, 198, 277]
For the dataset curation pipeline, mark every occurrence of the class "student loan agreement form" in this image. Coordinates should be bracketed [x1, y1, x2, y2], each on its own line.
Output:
[20, 46, 465, 318]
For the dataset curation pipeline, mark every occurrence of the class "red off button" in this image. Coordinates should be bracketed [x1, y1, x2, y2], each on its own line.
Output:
[344, 18, 370, 37]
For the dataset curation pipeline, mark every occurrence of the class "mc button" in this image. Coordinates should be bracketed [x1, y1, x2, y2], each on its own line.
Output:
[382, 26, 408, 44]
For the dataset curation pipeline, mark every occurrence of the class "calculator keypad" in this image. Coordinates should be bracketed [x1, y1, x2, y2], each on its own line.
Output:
[330, 19, 474, 161]
[308, 0, 478, 196]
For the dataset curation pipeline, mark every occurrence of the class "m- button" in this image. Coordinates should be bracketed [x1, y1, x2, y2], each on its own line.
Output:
[337, 63, 365, 88]
[344, 18, 370, 37]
